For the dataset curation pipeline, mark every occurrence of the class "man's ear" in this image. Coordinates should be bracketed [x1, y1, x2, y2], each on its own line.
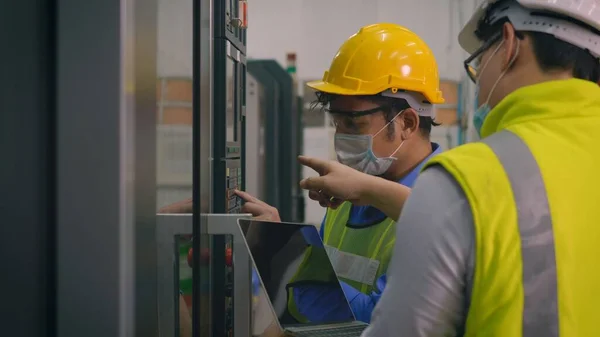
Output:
[399, 108, 420, 138]
[501, 22, 518, 70]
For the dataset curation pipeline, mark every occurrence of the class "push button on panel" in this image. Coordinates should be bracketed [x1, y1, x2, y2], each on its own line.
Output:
[226, 146, 240, 154]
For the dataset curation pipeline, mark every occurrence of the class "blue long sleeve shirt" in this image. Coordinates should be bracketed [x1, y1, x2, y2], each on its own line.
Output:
[293, 143, 442, 323]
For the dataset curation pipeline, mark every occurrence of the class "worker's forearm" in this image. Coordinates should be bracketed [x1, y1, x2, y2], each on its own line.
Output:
[363, 176, 411, 221]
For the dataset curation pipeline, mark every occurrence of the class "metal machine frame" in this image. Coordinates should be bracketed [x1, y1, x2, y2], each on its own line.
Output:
[3, 0, 158, 336]
[192, 0, 249, 335]
[247, 60, 303, 223]
[55, 0, 159, 336]
[246, 62, 280, 211]
[157, 213, 253, 337]
[191, 0, 249, 337]
[295, 96, 305, 222]
[244, 73, 267, 200]
[192, 0, 214, 334]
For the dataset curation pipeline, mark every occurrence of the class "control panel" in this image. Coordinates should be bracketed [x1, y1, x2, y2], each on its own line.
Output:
[213, 1, 248, 336]
[190, 0, 250, 336]
[221, 41, 245, 215]
[226, 163, 242, 213]
[221, 51, 244, 336]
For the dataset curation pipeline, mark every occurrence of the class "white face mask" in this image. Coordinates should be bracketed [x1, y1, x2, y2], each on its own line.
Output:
[334, 111, 404, 176]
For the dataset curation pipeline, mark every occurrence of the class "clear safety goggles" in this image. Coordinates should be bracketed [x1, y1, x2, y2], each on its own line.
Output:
[464, 32, 502, 83]
[327, 106, 385, 127]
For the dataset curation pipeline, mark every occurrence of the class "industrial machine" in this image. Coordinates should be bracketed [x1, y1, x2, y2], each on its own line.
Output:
[156, 0, 252, 336]
[156, 2, 307, 337]
[156, 214, 252, 337]
[244, 74, 267, 201]
[212, 0, 248, 334]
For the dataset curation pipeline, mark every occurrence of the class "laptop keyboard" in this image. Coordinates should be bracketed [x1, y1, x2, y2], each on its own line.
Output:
[293, 324, 366, 337]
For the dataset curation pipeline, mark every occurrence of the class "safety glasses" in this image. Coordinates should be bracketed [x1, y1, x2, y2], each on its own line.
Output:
[464, 32, 502, 83]
[327, 105, 392, 129]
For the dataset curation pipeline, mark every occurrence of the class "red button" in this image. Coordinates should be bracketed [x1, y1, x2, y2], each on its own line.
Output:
[225, 248, 233, 266]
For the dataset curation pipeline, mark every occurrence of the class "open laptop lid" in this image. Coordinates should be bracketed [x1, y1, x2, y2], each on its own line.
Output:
[238, 219, 355, 332]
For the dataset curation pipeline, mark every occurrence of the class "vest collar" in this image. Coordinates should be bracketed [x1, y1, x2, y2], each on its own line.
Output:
[481, 79, 600, 138]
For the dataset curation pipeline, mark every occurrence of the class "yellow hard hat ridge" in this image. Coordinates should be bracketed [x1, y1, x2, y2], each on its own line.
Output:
[307, 23, 444, 104]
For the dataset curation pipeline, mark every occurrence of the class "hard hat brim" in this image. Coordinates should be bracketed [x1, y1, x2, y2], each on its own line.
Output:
[305, 80, 372, 96]
[458, 2, 489, 54]
[307, 80, 445, 104]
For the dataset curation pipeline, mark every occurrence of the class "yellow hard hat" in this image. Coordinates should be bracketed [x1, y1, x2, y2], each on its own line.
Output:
[307, 23, 444, 104]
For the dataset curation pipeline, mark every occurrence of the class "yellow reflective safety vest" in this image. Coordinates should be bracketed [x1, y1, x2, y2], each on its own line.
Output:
[423, 79, 600, 336]
[287, 202, 396, 322]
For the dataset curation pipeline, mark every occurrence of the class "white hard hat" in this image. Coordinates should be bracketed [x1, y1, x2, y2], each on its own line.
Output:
[459, 0, 600, 58]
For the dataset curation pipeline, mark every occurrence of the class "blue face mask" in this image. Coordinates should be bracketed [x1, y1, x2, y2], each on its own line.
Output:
[473, 85, 492, 137]
[472, 39, 520, 137]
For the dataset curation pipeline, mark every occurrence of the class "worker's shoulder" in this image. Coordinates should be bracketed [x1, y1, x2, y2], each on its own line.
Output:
[433, 141, 493, 160]
[405, 165, 474, 241]
[422, 144, 506, 211]
[427, 141, 500, 173]
[417, 164, 465, 196]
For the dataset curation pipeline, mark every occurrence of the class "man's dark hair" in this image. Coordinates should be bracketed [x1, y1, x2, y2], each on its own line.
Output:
[313, 92, 440, 139]
[476, 0, 600, 82]
[528, 32, 599, 82]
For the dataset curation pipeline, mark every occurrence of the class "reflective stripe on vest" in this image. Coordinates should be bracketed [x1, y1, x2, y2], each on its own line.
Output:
[286, 203, 396, 323]
[482, 130, 559, 336]
[323, 202, 396, 294]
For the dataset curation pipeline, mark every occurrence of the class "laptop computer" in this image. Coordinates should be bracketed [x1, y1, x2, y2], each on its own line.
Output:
[238, 219, 369, 337]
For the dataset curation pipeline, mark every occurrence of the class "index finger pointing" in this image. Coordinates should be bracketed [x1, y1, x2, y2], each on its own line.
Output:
[234, 190, 264, 205]
[297, 155, 329, 175]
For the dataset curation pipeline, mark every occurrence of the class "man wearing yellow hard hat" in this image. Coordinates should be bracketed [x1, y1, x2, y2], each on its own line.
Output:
[289, 22, 447, 324]
[234, 23, 445, 323]
[299, 0, 600, 335]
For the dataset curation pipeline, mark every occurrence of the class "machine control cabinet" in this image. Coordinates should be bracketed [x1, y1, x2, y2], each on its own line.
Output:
[188, 0, 250, 336]
[213, 1, 248, 336]
[222, 40, 245, 215]
[215, 8, 247, 216]
[247, 60, 304, 223]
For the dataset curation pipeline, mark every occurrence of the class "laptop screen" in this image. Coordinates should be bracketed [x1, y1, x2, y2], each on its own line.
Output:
[239, 219, 354, 327]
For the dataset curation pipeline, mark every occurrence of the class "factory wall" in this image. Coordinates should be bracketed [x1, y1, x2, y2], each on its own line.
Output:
[248, 0, 470, 82]
[157, 0, 482, 79]
[156, 0, 482, 95]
